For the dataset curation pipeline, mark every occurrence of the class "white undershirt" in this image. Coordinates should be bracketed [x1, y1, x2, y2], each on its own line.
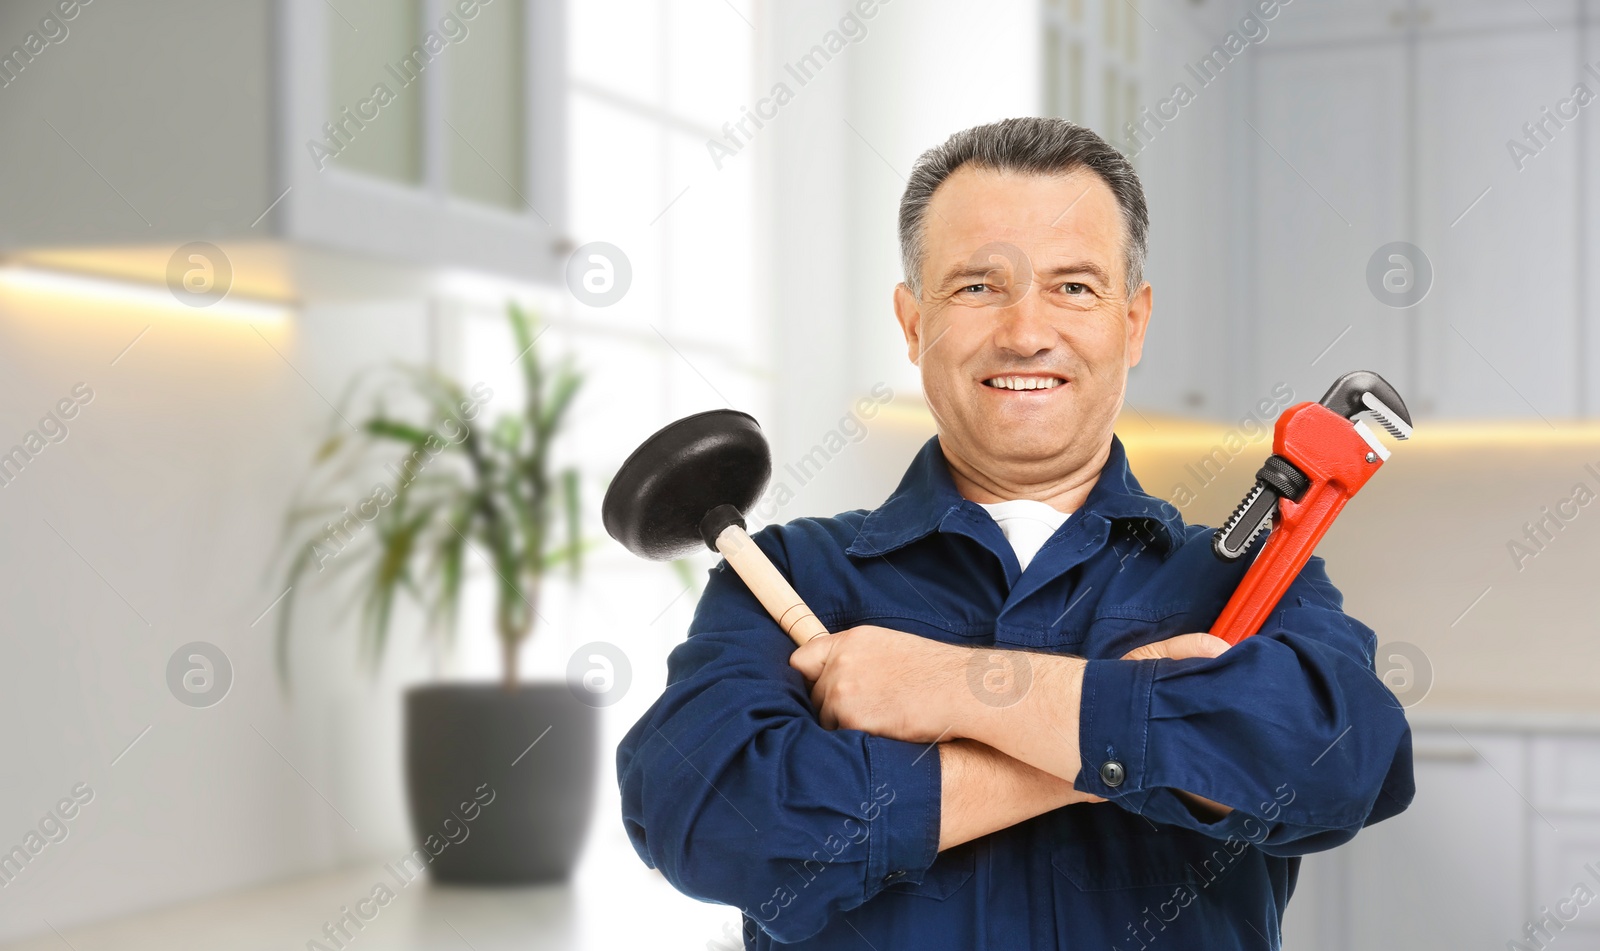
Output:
[975, 499, 1071, 571]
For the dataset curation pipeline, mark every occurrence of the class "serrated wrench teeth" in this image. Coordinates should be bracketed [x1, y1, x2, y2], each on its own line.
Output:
[1359, 391, 1412, 440]
[1213, 482, 1277, 561]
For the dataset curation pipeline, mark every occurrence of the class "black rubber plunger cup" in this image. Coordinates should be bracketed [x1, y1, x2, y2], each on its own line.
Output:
[602, 410, 830, 645]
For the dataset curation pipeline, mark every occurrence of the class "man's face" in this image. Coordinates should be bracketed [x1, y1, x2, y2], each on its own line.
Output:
[893, 165, 1152, 485]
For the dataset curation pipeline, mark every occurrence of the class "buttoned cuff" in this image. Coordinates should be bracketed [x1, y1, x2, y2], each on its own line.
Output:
[1076, 657, 1157, 798]
[862, 734, 941, 898]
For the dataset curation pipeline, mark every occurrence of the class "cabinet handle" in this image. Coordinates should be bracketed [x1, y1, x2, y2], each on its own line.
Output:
[1413, 742, 1479, 762]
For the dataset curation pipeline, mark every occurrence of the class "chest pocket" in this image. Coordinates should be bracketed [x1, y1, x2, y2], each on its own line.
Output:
[1046, 804, 1225, 892]
[1083, 602, 1203, 660]
[882, 840, 976, 900]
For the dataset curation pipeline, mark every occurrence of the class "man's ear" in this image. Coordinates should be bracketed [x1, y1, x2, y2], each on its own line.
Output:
[892, 283, 924, 365]
[1126, 281, 1152, 369]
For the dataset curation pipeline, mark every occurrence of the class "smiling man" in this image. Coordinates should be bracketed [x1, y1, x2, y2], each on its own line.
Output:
[617, 117, 1414, 949]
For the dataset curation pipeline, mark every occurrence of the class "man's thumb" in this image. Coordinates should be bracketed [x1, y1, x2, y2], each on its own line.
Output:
[1121, 632, 1230, 662]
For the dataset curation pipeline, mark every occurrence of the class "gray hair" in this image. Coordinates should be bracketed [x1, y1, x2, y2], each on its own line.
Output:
[897, 117, 1149, 299]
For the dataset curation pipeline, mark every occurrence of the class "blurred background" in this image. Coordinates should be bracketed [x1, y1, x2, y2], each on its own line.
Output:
[0, 0, 1596, 947]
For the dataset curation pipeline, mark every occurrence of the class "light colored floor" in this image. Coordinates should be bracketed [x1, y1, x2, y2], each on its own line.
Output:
[0, 825, 743, 951]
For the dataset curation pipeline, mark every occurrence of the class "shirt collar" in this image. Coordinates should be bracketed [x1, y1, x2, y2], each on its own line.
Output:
[845, 433, 1185, 558]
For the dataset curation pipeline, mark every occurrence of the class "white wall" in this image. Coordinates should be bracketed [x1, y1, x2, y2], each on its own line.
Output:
[0, 291, 433, 937]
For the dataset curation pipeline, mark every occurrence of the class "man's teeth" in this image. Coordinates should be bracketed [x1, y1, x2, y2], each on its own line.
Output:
[986, 376, 1064, 391]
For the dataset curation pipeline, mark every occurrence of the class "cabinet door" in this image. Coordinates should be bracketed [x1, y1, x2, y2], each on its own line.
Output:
[1261, 0, 1407, 46]
[1414, 27, 1581, 419]
[1530, 734, 1600, 941]
[1251, 43, 1410, 416]
[1340, 729, 1528, 950]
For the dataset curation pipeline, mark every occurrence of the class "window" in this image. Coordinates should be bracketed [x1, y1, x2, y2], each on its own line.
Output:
[327, 0, 425, 184]
[1042, 0, 1142, 158]
[450, 0, 766, 685]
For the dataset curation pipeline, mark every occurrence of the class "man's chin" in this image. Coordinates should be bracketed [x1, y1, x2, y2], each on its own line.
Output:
[968, 430, 1077, 466]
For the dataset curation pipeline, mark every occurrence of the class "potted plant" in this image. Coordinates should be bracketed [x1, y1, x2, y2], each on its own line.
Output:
[273, 302, 598, 883]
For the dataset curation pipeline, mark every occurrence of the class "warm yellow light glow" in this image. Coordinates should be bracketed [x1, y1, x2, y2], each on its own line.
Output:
[877, 396, 1600, 450]
[0, 265, 293, 324]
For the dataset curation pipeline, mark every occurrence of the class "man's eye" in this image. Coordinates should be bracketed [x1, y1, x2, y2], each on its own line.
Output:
[1062, 282, 1089, 295]
[960, 283, 990, 294]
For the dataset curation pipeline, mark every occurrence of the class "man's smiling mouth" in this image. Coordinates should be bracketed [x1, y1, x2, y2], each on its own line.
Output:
[981, 374, 1069, 392]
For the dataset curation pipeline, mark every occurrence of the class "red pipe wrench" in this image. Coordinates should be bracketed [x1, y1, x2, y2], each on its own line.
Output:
[1208, 370, 1413, 645]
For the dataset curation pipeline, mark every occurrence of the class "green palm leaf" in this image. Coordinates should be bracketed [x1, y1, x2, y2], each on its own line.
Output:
[269, 301, 600, 693]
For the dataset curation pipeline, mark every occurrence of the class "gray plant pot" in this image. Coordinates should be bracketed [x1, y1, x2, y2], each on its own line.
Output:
[404, 682, 598, 884]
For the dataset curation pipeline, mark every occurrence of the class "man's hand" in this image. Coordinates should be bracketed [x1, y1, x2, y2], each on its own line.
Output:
[788, 625, 968, 742]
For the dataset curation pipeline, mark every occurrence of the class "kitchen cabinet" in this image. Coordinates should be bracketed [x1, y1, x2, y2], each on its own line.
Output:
[0, 0, 567, 291]
[1343, 729, 1528, 949]
[1283, 717, 1600, 951]
[1249, 40, 1410, 416]
[278, 0, 568, 283]
[1245, 0, 1592, 421]
[1530, 735, 1600, 944]
[1414, 25, 1582, 420]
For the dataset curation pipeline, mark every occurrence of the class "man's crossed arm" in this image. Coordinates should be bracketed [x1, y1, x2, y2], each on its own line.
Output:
[788, 627, 1235, 850]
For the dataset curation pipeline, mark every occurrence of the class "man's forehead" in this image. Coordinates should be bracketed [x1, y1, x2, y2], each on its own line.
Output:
[923, 165, 1122, 265]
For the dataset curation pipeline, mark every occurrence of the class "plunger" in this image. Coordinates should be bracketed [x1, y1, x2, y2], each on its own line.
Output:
[602, 409, 829, 646]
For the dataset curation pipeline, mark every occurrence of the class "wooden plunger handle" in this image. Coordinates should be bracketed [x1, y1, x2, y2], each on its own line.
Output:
[711, 523, 830, 646]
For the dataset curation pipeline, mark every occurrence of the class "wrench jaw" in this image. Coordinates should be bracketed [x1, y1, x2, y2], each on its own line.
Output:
[1355, 390, 1414, 442]
[1316, 370, 1413, 432]
[1351, 419, 1391, 462]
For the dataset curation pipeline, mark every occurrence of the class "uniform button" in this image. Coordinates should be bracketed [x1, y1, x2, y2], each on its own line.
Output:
[1099, 760, 1126, 787]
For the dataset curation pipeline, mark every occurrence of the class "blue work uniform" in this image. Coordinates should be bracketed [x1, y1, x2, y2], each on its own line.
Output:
[617, 433, 1414, 949]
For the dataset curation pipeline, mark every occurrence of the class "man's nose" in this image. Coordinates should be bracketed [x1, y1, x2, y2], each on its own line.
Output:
[991, 284, 1056, 357]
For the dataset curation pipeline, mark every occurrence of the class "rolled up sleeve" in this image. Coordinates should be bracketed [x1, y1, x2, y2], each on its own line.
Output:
[1074, 554, 1415, 854]
[616, 528, 942, 944]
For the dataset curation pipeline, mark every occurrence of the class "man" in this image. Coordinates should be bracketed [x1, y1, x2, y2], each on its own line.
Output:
[617, 116, 1413, 949]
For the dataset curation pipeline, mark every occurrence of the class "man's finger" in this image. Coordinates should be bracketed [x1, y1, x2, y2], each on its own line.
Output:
[814, 684, 838, 730]
[789, 632, 835, 681]
[1120, 632, 1230, 662]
